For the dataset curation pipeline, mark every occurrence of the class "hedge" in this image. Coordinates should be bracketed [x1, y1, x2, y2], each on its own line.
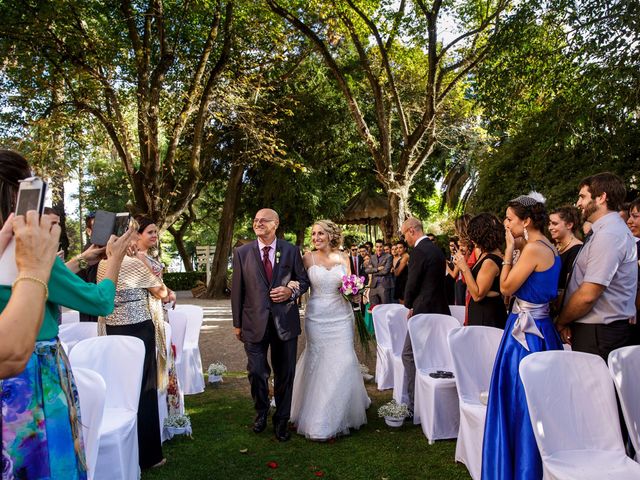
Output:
[163, 271, 207, 291]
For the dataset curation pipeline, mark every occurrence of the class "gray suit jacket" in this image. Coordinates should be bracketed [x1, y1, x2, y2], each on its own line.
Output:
[231, 239, 310, 343]
[365, 253, 393, 289]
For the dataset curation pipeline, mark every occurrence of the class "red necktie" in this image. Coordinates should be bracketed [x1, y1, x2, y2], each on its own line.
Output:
[263, 246, 273, 283]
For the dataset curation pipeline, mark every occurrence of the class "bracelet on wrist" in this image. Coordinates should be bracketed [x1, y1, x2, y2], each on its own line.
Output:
[503, 260, 512, 266]
[13, 275, 49, 299]
[76, 255, 89, 270]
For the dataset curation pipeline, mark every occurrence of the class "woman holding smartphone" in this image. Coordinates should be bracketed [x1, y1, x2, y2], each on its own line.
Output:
[0, 150, 135, 480]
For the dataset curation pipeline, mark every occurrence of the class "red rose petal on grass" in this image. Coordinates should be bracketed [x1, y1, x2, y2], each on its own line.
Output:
[314, 471, 325, 477]
[267, 461, 278, 469]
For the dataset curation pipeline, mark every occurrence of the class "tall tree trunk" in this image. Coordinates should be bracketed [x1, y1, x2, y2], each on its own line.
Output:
[384, 183, 410, 241]
[50, 83, 69, 254]
[206, 163, 244, 298]
[169, 226, 194, 272]
[295, 227, 306, 247]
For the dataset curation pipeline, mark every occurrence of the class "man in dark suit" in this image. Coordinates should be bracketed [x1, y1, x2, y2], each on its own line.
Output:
[401, 217, 450, 415]
[365, 239, 393, 304]
[348, 244, 366, 278]
[231, 208, 310, 441]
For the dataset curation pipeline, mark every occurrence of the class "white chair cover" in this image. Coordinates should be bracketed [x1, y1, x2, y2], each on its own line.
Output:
[387, 306, 410, 405]
[372, 304, 407, 391]
[448, 305, 466, 326]
[409, 313, 460, 442]
[167, 309, 187, 366]
[58, 322, 98, 351]
[448, 326, 503, 479]
[61, 310, 80, 324]
[519, 350, 640, 479]
[73, 367, 106, 480]
[171, 305, 205, 394]
[609, 345, 640, 461]
[70, 336, 145, 480]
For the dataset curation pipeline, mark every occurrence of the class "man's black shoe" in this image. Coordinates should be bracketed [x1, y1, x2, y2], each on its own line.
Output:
[253, 412, 268, 433]
[274, 420, 291, 442]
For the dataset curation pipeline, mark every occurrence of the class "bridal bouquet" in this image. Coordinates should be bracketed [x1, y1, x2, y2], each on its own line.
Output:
[339, 274, 373, 353]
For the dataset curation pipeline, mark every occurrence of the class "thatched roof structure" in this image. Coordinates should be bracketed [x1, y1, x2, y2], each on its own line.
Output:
[339, 190, 389, 224]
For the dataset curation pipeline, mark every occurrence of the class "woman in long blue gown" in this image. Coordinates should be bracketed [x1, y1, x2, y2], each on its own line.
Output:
[481, 193, 563, 480]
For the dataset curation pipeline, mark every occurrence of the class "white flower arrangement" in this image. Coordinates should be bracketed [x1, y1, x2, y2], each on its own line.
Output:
[377, 399, 410, 419]
[207, 362, 228, 376]
[164, 413, 192, 429]
[164, 413, 193, 438]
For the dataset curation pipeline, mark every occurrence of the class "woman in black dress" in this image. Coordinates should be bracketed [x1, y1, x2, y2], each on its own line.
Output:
[392, 240, 409, 303]
[548, 205, 583, 293]
[453, 213, 507, 328]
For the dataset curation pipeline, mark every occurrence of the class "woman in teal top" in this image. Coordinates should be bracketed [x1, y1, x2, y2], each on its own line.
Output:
[0, 150, 135, 480]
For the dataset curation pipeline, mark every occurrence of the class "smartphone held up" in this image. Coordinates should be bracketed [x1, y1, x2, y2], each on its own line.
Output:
[15, 177, 47, 216]
[90, 210, 137, 246]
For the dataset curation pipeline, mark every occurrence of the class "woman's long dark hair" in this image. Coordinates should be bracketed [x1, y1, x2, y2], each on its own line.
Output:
[0, 150, 32, 226]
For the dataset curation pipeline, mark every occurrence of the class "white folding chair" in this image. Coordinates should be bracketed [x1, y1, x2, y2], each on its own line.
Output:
[519, 351, 640, 479]
[385, 306, 411, 406]
[372, 304, 407, 391]
[448, 305, 466, 326]
[73, 367, 106, 480]
[609, 345, 640, 461]
[170, 307, 205, 394]
[448, 326, 503, 479]
[58, 322, 98, 351]
[61, 310, 80, 324]
[409, 313, 460, 442]
[70, 336, 145, 480]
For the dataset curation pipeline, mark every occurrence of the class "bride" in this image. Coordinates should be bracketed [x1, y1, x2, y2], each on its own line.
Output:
[291, 219, 370, 440]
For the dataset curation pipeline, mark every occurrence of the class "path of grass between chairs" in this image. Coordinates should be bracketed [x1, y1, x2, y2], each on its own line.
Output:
[142, 372, 471, 480]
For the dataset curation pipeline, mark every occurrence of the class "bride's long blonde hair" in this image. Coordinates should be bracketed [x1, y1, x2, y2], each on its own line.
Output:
[313, 219, 342, 249]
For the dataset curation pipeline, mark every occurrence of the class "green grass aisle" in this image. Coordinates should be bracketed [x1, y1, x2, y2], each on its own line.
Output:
[143, 374, 471, 480]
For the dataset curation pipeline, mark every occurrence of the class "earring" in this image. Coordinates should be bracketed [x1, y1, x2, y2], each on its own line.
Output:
[523, 227, 529, 241]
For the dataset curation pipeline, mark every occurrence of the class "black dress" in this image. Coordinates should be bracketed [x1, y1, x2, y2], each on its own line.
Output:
[558, 243, 582, 291]
[393, 256, 408, 301]
[467, 253, 507, 329]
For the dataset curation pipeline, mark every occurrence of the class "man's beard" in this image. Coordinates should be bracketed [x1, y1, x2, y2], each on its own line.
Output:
[581, 199, 597, 221]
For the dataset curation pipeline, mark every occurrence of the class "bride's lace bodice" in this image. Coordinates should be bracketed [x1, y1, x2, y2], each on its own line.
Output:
[308, 264, 345, 297]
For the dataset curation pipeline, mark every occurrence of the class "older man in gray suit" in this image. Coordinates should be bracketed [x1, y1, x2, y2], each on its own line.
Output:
[365, 238, 393, 305]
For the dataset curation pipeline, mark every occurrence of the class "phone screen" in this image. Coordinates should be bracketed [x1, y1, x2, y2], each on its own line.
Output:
[16, 189, 43, 216]
[114, 214, 130, 236]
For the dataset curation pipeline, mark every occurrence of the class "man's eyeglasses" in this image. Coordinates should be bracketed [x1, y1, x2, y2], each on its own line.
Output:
[350, 248, 358, 252]
[253, 218, 275, 225]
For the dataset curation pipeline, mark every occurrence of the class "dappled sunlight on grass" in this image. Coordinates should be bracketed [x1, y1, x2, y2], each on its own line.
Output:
[143, 377, 470, 480]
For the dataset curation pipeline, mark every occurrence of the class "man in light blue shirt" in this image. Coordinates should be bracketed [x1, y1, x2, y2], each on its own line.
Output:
[557, 172, 637, 361]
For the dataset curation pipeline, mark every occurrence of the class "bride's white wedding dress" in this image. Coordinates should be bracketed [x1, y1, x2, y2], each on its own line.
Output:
[291, 260, 371, 440]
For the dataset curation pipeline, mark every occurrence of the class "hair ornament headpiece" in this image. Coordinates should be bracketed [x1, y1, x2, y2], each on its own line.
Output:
[510, 191, 546, 207]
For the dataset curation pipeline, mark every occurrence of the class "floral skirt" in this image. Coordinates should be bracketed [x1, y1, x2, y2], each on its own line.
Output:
[1, 339, 86, 480]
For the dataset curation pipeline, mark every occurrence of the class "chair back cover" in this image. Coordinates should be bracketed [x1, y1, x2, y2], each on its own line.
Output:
[61, 310, 80, 324]
[175, 304, 204, 323]
[608, 345, 640, 456]
[179, 304, 204, 346]
[167, 309, 188, 361]
[58, 322, 98, 351]
[387, 306, 410, 356]
[448, 326, 503, 404]
[519, 350, 624, 458]
[448, 305, 466, 326]
[408, 314, 459, 371]
[70, 335, 145, 412]
[73, 367, 106, 480]
[372, 304, 406, 350]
